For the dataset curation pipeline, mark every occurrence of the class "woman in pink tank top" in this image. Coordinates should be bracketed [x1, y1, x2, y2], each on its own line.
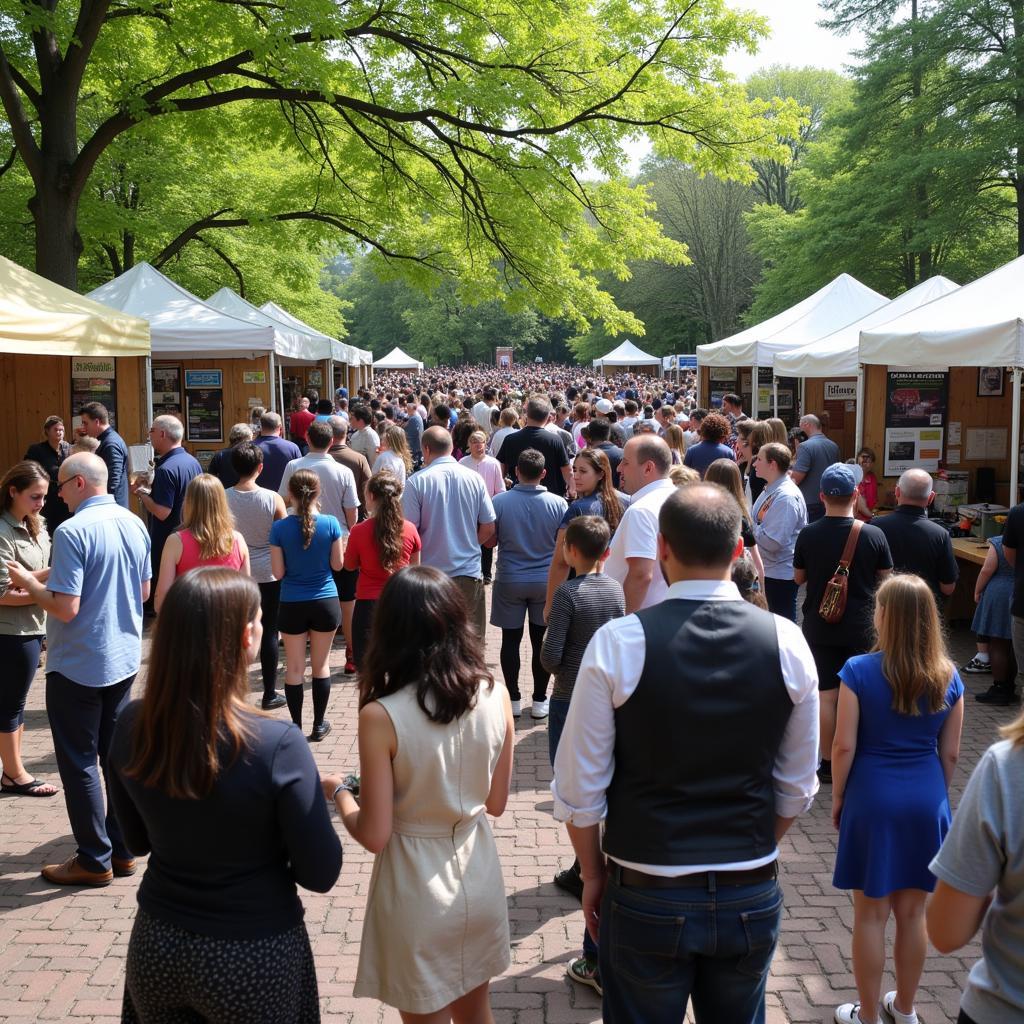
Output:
[155, 475, 249, 613]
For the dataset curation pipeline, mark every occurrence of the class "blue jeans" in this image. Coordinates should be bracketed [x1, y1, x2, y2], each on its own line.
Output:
[599, 871, 783, 1024]
[548, 697, 598, 961]
[46, 671, 135, 872]
[763, 577, 798, 622]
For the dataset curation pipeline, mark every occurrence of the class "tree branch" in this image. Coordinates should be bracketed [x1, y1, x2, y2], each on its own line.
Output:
[64, 0, 115, 90]
[194, 234, 247, 295]
[0, 45, 42, 181]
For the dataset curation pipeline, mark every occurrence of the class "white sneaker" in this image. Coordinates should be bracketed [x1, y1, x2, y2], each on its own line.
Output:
[882, 992, 918, 1024]
[511, 700, 522, 718]
[531, 699, 550, 719]
[835, 1004, 877, 1024]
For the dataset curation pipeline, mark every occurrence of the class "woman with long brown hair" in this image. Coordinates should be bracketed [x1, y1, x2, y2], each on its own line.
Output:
[342, 471, 421, 670]
[831, 574, 964, 1024]
[109, 568, 342, 1023]
[664, 424, 687, 465]
[372, 424, 413, 485]
[154, 474, 249, 613]
[323, 566, 513, 1022]
[746, 420, 773, 506]
[705, 457, 765, 592]
[270, 469, 344, 741]
[0, 460, 57, 796]
[543, 447, 627, 618]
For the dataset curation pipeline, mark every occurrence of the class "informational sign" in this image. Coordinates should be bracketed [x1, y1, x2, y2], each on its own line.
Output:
[186, 388, 224, 442]
[496, 346, 513, 369]
[824, 380, 858, 402]
[884, 427, 944, 477]
[152, 365, 182, 417]
[71, 358, 117, 427]
[185, 369, 223, 389]
[243, 370, 266, 384]
[885, 370, 948, 428]
[710, 367, 736, 384]
[948, 421, 962, 445]
[308, 370, 323, 387]
[966, 428, 1008, 461]
[194, 449, 217, 473]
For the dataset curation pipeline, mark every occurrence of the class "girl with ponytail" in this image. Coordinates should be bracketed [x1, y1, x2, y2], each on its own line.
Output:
[269, 470, 345, 741]
[343, 470, 421, 670]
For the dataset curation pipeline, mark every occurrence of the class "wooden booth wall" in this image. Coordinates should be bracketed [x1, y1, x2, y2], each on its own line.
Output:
[2, 354, 146, 472]
[803, 377, 858, 461]
[153, 356, 272, 460]
[862, 364, 1015, 506]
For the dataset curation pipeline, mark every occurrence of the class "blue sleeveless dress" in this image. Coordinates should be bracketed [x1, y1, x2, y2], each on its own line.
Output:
[971, 536, 1014, 640]
[832, 652, 963, 897]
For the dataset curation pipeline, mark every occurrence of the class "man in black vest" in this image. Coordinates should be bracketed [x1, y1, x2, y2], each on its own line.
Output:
[552, 483, 820, 1022]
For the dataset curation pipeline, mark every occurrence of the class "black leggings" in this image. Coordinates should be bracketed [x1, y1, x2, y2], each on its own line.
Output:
[500, 622, 549, 702]
[257, 581, 281, 699]
[350, 598, 377, 669]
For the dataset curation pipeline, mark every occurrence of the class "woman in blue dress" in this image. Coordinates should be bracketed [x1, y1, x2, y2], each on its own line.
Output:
[965, 534, 1017, 704]
[831, 574, 964, 1024]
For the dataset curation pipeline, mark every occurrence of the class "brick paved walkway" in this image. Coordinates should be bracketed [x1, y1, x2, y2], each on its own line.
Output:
[0, 600, 1015, 1024]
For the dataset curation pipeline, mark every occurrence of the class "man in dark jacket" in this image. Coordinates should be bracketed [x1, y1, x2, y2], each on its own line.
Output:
[78, 401, 130, 508]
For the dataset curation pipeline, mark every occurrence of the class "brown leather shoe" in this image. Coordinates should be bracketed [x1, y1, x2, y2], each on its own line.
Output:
[112, 857, 137, 877]
[41, 856, 113, 887]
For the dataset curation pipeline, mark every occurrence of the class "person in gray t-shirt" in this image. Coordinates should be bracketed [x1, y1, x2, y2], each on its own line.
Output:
[928, 724, 1024, 1024]
[790, 414, 840, 522]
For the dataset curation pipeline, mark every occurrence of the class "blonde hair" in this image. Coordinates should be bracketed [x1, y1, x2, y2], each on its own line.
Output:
[873, 574, 955, 716]
[381, 424, 413, 474]
[999, 708, 1024, 746]
[669, 465, 700, 487]
[765, 418, 788, 445]
[181, 475, 236, 560]
[664, 424, 687, 460]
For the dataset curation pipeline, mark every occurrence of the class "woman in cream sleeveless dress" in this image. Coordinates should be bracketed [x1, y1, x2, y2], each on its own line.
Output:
[325, 566, 515, 1021]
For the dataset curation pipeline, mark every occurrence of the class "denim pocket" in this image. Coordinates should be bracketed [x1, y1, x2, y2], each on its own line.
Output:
[737, 890, 783, 979]
[610, 901, 686, 985]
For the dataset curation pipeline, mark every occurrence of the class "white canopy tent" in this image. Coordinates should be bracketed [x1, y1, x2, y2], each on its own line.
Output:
[773, 276, 959, 380]
[207, 288, 329, 363]
[0, 255, 149, 356]
[592, 339, 662, 370]
[87, 263, 275, 425]
[697, 273, 888, 371]
[859, 254, 1024, 500]
[373, 346, 423, 370]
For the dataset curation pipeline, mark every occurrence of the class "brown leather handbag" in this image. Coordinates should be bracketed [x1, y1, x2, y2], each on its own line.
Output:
[818, 520, 863, 624]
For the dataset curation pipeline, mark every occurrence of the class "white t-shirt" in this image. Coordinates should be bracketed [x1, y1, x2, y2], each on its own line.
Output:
[373, 449, 407, 485]
[604, 478, 676, 610]
[279, 453, 359, 534]
[471, 401, 494, 434]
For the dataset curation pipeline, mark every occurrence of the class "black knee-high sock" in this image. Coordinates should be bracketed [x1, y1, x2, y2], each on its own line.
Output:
[529, 621, 549, 702]
[311, 676, 331, 727]
[285, 684, 304, 727]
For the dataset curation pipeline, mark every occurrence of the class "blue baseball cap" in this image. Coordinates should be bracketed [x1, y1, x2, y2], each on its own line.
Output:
[820, 463, 857, 497]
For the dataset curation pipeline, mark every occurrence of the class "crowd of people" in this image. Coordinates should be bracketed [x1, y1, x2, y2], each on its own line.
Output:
[0, 362, 1021, 1024]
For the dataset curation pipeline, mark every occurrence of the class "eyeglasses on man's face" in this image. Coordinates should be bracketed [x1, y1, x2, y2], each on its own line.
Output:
[56, 474, 83, 495]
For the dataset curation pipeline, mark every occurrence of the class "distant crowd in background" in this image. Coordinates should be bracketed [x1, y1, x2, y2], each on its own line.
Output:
[0, 362, 1021, 1024]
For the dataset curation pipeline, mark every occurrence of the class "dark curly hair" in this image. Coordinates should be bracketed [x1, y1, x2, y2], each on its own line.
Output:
[699, 412, 731, 444]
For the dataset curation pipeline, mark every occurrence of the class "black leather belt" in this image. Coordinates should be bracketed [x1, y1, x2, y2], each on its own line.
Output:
[612, 861, 777, 889]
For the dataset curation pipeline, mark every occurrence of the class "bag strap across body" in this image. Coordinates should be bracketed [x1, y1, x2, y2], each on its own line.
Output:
[836, 518, 863, 576]
[817, 518, 864, 624]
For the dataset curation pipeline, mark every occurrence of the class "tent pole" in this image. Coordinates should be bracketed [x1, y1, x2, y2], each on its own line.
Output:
[855, 364, 865, 455]
[279, 362, 286, 416]
[1012, 367, 1021, 506]
[773, 378, 778, 418]
[144, 355, 154, 434]
[751, 364, 758, 416]
[268, 351, 277, 413]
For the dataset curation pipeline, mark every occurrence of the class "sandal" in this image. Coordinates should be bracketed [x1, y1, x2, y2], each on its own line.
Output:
[1, 772, 59, 797]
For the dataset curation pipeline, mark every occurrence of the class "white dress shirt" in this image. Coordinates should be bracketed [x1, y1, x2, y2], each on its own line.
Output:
[603, 477, 676, 610]
[551, 578, 820, 876]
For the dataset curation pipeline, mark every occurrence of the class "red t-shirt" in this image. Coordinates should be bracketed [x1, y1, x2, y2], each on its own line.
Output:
[344, 519, 421, 600]
[289, 408, 316, 443]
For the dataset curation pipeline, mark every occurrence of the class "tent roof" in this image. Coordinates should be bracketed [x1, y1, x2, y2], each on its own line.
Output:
[696, 274, 888, 369]
[0, 255, 150, 357]
[259, 301, 357, 365]
[207, 288, 331, 363]
[593, 339, 661, 367]
[773, 276, 959, 379]
[373, 346, 423, 369]
[859, 255, 1024, 367]
[87, 263, 272, 358]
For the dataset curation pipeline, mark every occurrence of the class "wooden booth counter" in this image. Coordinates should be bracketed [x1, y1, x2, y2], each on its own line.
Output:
[948, 536, 991, 623]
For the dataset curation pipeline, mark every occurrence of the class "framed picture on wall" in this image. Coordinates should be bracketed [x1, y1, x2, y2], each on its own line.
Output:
[977, 366, 1005, 397]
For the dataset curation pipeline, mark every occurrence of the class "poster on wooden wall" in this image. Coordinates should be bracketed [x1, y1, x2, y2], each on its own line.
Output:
[71, 358, 117, 426]
[186, 389, 224, 442]
[152, 365, 182, 418]
[884, 427, 944, 477]
[885, 370, 948, 428]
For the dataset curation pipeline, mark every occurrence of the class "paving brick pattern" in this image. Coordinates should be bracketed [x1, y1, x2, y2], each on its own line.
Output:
[0, 601, 1013, 1024]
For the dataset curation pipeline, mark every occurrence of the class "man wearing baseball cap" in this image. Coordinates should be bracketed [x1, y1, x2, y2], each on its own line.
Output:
[793, 463, 893, 783]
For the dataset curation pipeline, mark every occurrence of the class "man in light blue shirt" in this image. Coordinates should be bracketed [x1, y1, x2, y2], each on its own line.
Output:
[489, 448, 568, 719]
[402, 426, 496, 637]
[791, 414, 840, 522]
[752, 442, 807, 622]
[8, 452, 151, 887]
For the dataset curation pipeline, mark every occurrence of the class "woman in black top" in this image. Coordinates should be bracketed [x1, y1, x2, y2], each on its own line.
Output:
[24, 414, 71, 536]
[109, 567, 342, 1024]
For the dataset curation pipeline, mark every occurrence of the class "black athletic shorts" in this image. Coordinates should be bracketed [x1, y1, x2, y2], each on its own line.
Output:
[278, 598, 342, 635]
[332, 567, 358, 602]
[811, 644, 858, 692]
